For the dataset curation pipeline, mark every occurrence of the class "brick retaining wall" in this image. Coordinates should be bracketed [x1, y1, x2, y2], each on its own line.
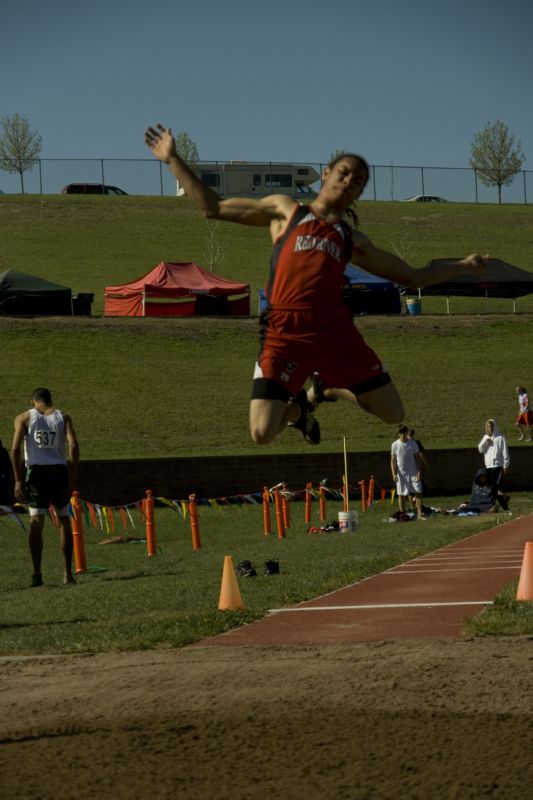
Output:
[76, 447, 533, 505]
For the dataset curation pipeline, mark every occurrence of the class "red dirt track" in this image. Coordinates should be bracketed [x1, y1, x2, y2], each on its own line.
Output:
[200, 514, 533, 646]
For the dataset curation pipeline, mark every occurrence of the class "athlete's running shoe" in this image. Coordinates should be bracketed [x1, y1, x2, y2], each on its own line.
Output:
[31, 572, 43, 587]
[288, 389, 321, 445]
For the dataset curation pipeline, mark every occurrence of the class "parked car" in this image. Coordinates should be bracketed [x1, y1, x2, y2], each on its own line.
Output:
[63, 183, 128, 195]
[404, 195, 447, 203]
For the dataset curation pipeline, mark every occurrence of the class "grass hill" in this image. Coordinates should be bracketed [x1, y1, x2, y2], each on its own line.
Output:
[1, 195, 532, 458]
[1, 194, 532, 314]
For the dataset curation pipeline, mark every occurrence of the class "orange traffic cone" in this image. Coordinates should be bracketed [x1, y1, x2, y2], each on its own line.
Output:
[516, 541, 533, 601]
[218, 555, 244, 611]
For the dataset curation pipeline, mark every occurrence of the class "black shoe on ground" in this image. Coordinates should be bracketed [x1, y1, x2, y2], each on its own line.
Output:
[236, 560, 257, 578]
[31, 572, 43, 587]
[264, 559, 280, 575]
[288, 389, 321, 445]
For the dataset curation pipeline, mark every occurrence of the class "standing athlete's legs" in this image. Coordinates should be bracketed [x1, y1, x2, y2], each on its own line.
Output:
[28, 514, 45, 584]
[57, 512, 75, 584]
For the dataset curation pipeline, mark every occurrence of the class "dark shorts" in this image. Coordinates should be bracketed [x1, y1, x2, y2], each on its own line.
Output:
[25, 464, 71, 513]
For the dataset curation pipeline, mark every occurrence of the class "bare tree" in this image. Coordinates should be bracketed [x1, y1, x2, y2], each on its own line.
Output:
[0, 113, 42, 193]
[469, 119, 525, 203]
[174, 131, 199, 165]
[202, 219, 227, 273]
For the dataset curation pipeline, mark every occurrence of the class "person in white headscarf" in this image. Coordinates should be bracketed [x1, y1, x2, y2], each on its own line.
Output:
[478, 419, 510, 510]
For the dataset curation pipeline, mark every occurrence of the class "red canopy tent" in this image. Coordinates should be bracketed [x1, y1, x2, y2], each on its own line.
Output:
[104, 262, 250, 317]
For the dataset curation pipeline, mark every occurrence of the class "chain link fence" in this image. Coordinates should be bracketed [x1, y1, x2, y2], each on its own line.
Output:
[1, 158, 532, 203]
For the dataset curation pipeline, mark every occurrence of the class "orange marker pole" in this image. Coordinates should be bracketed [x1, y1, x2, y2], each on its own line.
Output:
[381, 487, 387, 509]
[273, 487, 285, 539]
[359, 480, 367, 513]
[367, 476, 375, 509]
[305, 482, 312, 524]
[70, 491, 87, 573]
[282, 483, 291, 528]
[263, 487, 271, 536]
[189, 493, 202, 550]
[319, 484, 326, 521]
[144, 489, 156, 556]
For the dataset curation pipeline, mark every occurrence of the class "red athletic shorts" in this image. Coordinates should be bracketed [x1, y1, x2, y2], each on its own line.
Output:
[252, 307, 390, 401]
[517, 411, 533, 426]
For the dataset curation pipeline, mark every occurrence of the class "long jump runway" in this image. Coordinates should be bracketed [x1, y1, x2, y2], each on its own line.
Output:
[200, 514, 533, 647]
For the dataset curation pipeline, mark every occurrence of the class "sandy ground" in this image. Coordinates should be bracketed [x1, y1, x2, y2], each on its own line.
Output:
[1, 638, 533, 799]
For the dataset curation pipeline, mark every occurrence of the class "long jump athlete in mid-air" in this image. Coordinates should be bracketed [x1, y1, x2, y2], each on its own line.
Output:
[145, 123, 488, 446]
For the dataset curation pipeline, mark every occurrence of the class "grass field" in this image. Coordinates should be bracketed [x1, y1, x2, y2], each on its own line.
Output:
[1, 313, 532, 457]
[2, 493, 532, 656]
[1, 195, 532, 653]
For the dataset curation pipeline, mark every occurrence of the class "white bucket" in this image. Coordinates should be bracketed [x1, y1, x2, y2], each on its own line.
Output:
[338, 510, 359, 534]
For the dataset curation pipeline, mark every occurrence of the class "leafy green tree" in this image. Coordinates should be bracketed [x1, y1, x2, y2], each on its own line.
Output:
[174, 131, 199, 165]
[469, 120, 525, 203]
[0, 113, 42, 193]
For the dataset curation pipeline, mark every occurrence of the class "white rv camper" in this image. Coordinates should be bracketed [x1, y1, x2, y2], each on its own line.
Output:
[177, 161, 321, 199]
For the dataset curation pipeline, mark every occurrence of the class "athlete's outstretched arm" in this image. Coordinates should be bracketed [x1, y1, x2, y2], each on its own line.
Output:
[144, 123, 292, 227]
[351, 231, 488, 289]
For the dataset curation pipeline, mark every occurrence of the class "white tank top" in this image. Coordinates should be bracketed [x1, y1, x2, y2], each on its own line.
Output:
[24, 408, 67, 467]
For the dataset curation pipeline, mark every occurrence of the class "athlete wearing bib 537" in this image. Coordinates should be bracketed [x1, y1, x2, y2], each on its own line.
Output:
[11, 388, 79, 587]
[145, 123, 489, 447]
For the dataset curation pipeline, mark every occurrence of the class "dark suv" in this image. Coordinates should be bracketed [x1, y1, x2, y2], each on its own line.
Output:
[63, 183, 128, 195]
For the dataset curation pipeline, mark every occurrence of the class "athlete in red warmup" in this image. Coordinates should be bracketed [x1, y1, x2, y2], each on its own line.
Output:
[145, 124, 488, 446]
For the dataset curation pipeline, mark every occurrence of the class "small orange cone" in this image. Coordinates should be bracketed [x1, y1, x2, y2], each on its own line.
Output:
[218, 555, 244, 611]
[516, 541, 533, 601]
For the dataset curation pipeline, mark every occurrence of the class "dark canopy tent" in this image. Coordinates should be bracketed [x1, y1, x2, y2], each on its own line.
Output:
[342, 264, 401, 315]
[413, 258, 533, 312]
[0, 269, 73, 316]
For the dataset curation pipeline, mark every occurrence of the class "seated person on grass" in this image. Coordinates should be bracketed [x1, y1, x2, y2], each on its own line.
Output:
[448, 468, 501, 515]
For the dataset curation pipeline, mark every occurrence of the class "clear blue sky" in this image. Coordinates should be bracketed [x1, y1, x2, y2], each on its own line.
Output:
[2, 0, 532, 168]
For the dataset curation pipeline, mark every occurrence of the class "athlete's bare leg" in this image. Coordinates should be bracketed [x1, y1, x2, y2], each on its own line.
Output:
[29, 515, 45, 576]
[310, 381, 404, 425]
[58, 514, 75, 583]
[249, 398, 300, 445]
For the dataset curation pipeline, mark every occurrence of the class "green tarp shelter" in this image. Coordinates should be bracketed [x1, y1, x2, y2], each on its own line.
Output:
[0, 269, 73, 316]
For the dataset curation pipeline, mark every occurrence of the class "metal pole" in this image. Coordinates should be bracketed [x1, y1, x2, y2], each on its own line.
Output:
[159, 161, 163, 196]
[100, 159, 105, 191]
[474, 169, 478, 203]
[372, 165, 376, 201]
[421, 166, 425, 196]
[523, 170, 527, 205]
[38, 159, 43, 194]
